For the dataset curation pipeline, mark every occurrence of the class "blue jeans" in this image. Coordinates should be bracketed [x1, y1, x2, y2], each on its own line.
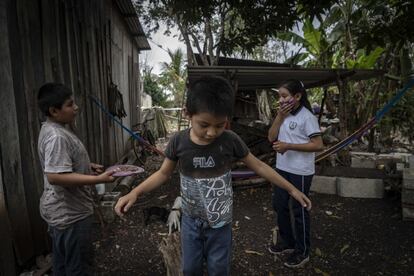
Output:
[48, 216, 94, 276]
[272, 169, 312, 256]
[181, 214, 232, 276]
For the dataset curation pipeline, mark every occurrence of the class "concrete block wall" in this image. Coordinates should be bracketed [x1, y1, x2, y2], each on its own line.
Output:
[350, 152, 376, 169]
[310, 176, 337, 194]
[337, 177, 384, 198]
[403, 169, 414, 189]
[311, 175, 384, 199]
[98, 192, 121, 223]
[102, 191, 121, 202]
[402, 204, 414, 221]
[409, 155, 414, 169]
[402, 168, 414, 221]
[101, 201, 116, 223]
[350, 152, 413, 171]
[401, 189, 414, 204]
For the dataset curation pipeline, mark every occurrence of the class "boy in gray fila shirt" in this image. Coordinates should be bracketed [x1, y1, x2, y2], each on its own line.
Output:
[115, 76, 312, 276]
[37, 83, 115, 275]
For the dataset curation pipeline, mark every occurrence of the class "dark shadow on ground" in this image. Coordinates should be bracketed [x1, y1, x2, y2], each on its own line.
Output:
[93, 175, 414, 275]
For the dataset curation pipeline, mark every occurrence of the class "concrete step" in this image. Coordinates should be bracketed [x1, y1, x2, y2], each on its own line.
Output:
[403, 168, 414, 189]
[350, 152, 376, 169]
[101, 191, 121, 202]
[410, 155, 414, 168]
[310, 176, 337, 195]
[315, 166, 387, 179]
[337, 177, 384, 198]
[100, 201, 116, 223]
[402, 188, 414, 205]
[402, 203, 414, 221]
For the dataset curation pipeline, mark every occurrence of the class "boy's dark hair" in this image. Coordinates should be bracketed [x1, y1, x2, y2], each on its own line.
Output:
[279, 79, 313, 113]
[37, 83, 73, 116]
[186, 76, 234, 117]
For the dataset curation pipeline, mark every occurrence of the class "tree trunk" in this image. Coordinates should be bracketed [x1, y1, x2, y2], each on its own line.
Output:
[368, 46, 392, 151]
[336, 75, 348, 139]
[176, 21, 195, 66]
[318, 87, 328, 124]
[336, 75, 351, 166]
[400, 44, 413, 84]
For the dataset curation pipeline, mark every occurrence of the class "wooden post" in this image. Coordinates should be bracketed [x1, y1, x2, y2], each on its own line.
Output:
[336, 73, 348, 139]
[336, 74, 351, 166]
[159, 232, 183, 276]
[318, 87, 328, 124]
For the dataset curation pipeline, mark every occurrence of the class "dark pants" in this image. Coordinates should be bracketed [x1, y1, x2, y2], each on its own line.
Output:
[48, 216, 94, 276]
[272, 169, 312, 256]
[181, 214, 232, 276]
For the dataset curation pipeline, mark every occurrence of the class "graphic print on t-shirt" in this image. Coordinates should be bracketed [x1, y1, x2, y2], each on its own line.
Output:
[164, 129, 250, 227]
[180, 171, 233, 228]
[193, 156, 215, 168]
[289, 121, 297, 130]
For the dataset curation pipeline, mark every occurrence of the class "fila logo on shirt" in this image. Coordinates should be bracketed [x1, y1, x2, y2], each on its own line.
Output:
[289, 121, 297, 130]
[193, 156, 215, 168]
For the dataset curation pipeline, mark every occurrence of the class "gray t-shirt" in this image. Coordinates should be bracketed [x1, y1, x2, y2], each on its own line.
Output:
[165, 129, 249, 228]
[38, 120, 93, 229]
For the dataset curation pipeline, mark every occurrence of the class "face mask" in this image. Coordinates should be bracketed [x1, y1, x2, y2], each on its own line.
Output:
[280, 96, 296, 108]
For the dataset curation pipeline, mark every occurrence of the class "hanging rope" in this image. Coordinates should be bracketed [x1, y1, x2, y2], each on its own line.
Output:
[315, 118, 375, 163]
[89, 94, 165, 157]
[316, 78, 414, 162]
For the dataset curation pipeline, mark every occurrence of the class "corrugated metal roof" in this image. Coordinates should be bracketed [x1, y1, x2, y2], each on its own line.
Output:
[187, 66, 384, 90]
[194, 54, 299, 68]
[114, 0, 150, 50]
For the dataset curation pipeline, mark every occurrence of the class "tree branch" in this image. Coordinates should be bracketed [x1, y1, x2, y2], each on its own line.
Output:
[214, 3, 228, 65]
[190, 31, 209, 65]
[205, 17, 214, 66]
[175, 18, 195, 66]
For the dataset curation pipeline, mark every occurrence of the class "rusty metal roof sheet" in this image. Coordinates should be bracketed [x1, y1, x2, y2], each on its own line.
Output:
[187, 65, 384, 89]
[194, 54, 299, 68]
[114, 0, 150, 50]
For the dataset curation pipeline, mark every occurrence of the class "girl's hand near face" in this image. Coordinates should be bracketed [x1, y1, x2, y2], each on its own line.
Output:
[277, 101, 295, 120]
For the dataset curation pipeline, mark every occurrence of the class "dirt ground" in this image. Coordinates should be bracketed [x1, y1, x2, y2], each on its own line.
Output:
[93, 175, 414, 276]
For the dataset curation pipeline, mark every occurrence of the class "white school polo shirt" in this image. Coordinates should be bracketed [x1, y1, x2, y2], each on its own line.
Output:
[276, 106, 321, 176]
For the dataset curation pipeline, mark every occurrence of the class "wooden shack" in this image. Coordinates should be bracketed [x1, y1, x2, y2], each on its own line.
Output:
[0, 0, 150, 273]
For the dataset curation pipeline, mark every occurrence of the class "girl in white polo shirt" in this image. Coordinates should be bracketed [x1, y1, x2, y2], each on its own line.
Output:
[268, 79, 324, 268]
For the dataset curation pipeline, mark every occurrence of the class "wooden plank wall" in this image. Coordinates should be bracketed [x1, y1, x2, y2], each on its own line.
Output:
[0, 5, 18, 274]
[1, 0, 36, 266]
[0, 161, 16, 276]
[1, 0, 143, 270]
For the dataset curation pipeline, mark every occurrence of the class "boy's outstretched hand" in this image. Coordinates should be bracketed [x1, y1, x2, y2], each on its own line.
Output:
[97, 170, 115, 183]
[115, 193, 137, 217]
[290, 189, 312, 211]
[90, 163, 104, 174]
